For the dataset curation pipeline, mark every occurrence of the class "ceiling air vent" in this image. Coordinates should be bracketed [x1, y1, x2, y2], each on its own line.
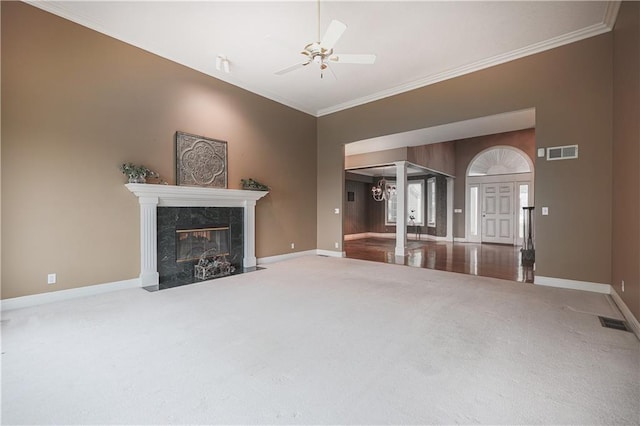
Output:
[547, 145, 578, 161]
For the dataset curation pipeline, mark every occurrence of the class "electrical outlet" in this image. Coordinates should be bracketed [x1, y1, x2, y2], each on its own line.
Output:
[334, 242, 339, 249]
[291, 243, 295, 249]
[621, 280, 625, 292]
[47, 273, 56, 285]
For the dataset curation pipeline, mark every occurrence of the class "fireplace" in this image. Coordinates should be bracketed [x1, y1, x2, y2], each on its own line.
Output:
[157, 207, 243, 289]
[125, 183, 269, 290]
[176, 226, 230, 262]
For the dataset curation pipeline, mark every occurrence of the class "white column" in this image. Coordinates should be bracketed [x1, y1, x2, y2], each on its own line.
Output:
[243, 200, 258, 268]
[446, 177, 454, 242]
[394, 161, 408, 257]
[138, 196, 159, 287]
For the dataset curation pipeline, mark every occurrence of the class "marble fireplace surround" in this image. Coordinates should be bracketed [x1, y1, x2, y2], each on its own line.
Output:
[125, 184, 268, 288]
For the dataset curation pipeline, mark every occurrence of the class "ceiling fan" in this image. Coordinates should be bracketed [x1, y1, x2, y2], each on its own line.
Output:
[274, 2, 376, 79]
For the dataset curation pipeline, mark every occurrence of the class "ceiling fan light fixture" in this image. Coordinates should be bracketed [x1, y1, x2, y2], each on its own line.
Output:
[272, 1, 375, 79]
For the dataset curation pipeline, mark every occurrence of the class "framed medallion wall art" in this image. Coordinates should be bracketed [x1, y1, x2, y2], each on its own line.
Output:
[176, 131, 228, 188]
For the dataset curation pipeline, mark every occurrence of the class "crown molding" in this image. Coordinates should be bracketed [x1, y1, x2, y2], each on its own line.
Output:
[317, 21, 613, 117]
[25, 0, 620, 119]
[603, 0, 622, 30]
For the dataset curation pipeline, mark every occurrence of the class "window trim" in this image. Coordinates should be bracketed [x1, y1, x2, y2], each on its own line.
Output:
[384, 179, 425, 226]
[427, 177, 436, 228]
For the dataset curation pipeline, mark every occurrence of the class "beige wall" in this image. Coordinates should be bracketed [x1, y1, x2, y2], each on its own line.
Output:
[612, 1, 640, 319]
[1, 2, 317, 299]
[319, 34, 613, 285]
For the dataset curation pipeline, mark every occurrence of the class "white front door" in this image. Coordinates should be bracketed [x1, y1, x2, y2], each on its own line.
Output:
[482, 183, 515, 244]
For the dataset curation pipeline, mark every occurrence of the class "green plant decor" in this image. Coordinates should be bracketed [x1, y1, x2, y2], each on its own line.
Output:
[241, 178, 269, 191]
[120, 163, 158, 183]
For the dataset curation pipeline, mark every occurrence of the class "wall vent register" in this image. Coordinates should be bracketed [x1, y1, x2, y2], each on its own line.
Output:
[547, 145, 578, 161]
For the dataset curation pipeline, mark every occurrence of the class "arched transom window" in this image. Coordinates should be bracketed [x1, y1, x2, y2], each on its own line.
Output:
[468, 147, 531, 176]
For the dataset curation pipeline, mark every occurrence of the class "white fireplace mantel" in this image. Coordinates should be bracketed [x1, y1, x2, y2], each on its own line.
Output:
[125, 183, 269, 287]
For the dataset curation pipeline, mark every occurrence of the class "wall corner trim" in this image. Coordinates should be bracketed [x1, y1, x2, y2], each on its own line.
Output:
[534, 275, 611, 294]
[1, 278, 141, 311]
[609, 288, 640, 341]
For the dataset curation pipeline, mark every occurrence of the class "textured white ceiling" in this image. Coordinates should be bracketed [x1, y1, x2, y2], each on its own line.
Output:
[29, 1, 619, 118]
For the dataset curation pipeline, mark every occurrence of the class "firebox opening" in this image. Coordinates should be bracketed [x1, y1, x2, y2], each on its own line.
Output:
[176, 226, 230, 263]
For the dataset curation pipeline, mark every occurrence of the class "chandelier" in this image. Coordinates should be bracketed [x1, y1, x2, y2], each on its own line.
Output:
[371, 176, 396, 202]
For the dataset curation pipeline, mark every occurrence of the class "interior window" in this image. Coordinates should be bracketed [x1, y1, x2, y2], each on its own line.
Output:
[518, 184, 529, 239]
[427, 177, 436, 227]
[385, 180, 424, 226]
[469, 186, 479, 236]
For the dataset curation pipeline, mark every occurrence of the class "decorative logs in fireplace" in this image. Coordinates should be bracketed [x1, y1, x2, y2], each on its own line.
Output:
[194, 249, 235, 281]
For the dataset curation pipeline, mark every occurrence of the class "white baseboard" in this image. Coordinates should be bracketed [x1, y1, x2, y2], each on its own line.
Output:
[1, 278, 141, 312]
[534, 276, 611, 294]
[610, 288, 640, 340]
[415, 234, 449, 242]
[454, 237, 469, 243]
[1, 249, 346, 311]
[346, 232, 449, 242]
[367, 232, 395, 239]
[344, 233, 369, 241]
[316, 249, 345, 258]
[257, 249, 318, 265]
[259, 249, 345, 263]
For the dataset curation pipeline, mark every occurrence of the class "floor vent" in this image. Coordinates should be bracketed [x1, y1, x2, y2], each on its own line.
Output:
[598, 316, 631, 332]
[318, 254, 329, 257]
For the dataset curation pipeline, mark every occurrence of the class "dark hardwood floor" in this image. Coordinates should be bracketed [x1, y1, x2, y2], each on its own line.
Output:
[344, 237, 534, 283]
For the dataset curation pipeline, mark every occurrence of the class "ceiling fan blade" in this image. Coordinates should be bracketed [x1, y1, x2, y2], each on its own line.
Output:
[329, 54, 377, 64]
[320, 20, 347, 50]
[274, 61, 310, 75]
[326, 63, 338, 80]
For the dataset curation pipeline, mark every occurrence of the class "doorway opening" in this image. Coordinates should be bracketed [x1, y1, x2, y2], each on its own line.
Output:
[465, 146, 534, 246]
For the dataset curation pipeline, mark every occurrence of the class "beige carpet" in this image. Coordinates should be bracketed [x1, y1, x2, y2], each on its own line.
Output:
[2, 256, 639, 425]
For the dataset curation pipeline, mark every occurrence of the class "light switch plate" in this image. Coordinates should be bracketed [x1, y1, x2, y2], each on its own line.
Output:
[542, 207, 549, 215]
[537, 148, 545, 158]
[334, 208, 340, 214]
